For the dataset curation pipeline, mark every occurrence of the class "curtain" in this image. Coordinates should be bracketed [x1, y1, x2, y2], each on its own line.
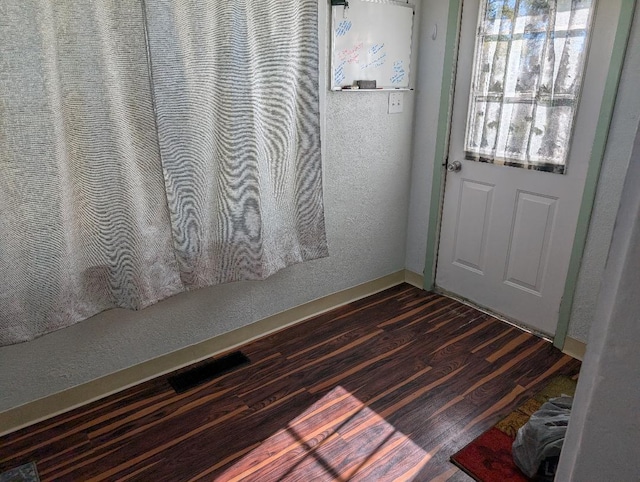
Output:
[0, 0, 327, 346]
[143, 0, 327, 287]
[465, 0, 595, 173]
[0, 1, 183, 345]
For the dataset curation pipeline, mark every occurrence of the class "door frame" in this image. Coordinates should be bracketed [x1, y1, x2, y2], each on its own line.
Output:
[423, 0, 637, 349]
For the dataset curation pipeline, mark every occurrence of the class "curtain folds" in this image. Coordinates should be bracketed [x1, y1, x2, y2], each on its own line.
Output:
[0, 0, 327, 346]
[143, 0, 327, 287]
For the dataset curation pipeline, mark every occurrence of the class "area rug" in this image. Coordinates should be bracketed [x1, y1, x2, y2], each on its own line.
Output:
[0, 462, 40, 482]
[450, 376, 577, 482]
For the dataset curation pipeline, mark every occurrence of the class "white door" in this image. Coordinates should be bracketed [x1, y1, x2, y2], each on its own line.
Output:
[436, 0, 622, 336]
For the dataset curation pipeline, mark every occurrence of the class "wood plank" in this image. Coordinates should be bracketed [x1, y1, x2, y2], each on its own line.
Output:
[0, 284, 580, 482]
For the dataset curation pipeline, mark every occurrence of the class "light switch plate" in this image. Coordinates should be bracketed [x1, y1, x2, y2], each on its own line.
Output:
[389, 92, 404, 114]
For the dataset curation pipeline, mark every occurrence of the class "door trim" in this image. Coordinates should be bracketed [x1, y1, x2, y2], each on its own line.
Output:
[553, 0, 637, 349]
[423, 0, 463, 291]
[423, 0, 637, 348]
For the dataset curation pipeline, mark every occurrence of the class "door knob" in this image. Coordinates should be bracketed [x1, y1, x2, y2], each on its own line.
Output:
[447, 160, 462, 173]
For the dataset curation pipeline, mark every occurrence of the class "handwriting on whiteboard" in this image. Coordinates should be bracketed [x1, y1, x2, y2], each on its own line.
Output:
[331, 1, 413, 88]
[390, 60, 406, 84]
[369, 43, 385, 55]
[338, 43, 364, 65]
[361, 52, 387, 70]
[335, 20, 353, 37]
[334, 61, 347, 84]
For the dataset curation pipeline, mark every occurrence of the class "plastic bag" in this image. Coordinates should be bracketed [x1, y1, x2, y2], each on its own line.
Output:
[512, 396, 573, 479]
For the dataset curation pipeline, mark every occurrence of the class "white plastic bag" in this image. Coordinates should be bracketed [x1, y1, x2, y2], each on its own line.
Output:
[512, 396, 573, 478]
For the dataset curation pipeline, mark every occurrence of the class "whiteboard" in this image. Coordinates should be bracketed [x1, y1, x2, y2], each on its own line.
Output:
[331, 0, 415, 90]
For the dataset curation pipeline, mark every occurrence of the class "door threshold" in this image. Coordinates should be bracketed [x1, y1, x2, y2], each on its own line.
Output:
[434, 286, 554, 343]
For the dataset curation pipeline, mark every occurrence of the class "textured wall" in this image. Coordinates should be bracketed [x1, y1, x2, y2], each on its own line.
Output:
[556, 117, 640, 482]
[405, 0, 449, 274]
[0, 1, 420, 413]
[567, 7, 640, 343]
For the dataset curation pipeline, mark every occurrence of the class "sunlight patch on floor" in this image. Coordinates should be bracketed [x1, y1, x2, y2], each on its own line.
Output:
[219, 386, 432, 481]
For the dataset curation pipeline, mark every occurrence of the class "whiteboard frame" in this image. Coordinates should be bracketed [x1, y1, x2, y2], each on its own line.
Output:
[330, 0, 415, 92]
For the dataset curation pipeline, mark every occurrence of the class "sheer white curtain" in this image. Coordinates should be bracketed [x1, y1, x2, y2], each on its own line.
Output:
[0, 0, 327, 346]
[465, 0, 595, 173]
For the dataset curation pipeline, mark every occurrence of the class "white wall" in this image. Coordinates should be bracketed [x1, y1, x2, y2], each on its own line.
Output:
[0, 1, 421, 413]
[405, 0, 450, 274]
[556, 114, 640, 482]
[567, 5, 640, 342]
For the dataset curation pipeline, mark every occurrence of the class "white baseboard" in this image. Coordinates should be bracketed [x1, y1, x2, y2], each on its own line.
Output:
[404, 270, 424, 289]
[0, 270, 418, 437]
[563, 336, 587, 361]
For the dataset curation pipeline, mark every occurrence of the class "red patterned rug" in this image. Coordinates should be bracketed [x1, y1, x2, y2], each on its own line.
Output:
[450, 376, 577, 482]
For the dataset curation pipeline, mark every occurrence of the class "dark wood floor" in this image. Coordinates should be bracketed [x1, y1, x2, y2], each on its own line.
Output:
[0, 284, 580, 481]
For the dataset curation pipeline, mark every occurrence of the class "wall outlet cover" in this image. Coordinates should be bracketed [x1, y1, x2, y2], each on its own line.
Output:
[389, 92, 404, 114]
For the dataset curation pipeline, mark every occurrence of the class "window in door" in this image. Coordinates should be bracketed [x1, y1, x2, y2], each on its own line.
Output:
[464, 0, 596, 174]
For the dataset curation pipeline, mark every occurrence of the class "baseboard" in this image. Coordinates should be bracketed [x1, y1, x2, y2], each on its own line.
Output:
[404, 270, 424, 288]
[0, 270, 416, 437]
[562, 336, 587, 361]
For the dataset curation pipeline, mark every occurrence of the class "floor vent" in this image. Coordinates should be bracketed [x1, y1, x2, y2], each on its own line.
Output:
[168, 351, 250, 394]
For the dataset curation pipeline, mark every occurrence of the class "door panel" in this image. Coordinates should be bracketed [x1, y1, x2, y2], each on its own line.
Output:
[504, 191, 557, 294]
[453, 180, 495, 274]
[436, 0, 622, 336]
